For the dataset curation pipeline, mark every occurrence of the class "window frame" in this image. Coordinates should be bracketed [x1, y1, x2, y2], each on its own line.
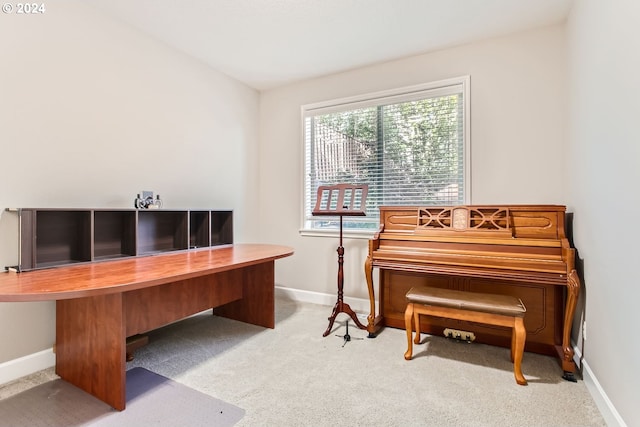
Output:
[300, 76, 471, 238]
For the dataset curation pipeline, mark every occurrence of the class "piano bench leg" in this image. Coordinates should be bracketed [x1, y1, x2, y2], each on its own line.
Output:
[512, 317, 527, 386]
[413, 310, 422, 344]
[404, 303, 415, 360]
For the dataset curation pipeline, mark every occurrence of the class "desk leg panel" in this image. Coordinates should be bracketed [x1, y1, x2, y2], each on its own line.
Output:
[56, 294, 126, 411]
[124, 275, 243, 337]
[214, 261, 275, 328]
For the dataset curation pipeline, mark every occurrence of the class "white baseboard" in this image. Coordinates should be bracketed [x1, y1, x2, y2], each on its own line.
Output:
[573, 344, 626, 427]
[0, 348, 55, 386]
[275, 286, 370, 322]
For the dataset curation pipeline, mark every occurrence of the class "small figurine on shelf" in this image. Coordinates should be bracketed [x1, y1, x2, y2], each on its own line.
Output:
[134, 191, 163, 209]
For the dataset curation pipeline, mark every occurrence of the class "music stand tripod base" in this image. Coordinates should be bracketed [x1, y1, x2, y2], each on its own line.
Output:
[323, 294, 367, 337]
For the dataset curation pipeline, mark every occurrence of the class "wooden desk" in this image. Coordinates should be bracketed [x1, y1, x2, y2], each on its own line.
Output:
[0, 243, 293, 410]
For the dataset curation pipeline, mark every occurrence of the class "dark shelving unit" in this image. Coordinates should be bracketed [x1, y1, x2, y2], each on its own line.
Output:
[7, 208, 233, 272]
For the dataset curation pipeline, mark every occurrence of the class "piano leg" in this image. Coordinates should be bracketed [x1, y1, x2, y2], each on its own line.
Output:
[364, 254, 384, 338]
[560, 269, 581, 382]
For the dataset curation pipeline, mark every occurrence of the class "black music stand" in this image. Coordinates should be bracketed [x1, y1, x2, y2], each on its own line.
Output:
[312, 183, 369, 337]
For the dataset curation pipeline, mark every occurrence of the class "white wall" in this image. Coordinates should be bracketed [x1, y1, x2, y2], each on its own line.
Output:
[0, 1, 260, 362]
[259, 25, 568, 301]
[1, 3, 636, 424]
[567, 1, 640, 425]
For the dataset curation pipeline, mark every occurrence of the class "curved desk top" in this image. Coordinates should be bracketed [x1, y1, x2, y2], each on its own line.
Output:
[0, 243, 294, 302]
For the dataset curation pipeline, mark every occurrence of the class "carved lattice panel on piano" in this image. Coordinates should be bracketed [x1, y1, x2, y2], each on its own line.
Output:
[416, 206, 512, 238]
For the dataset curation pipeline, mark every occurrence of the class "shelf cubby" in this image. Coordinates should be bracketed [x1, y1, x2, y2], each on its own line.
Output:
[137, 210, 189, 255]
[93, 210, 137, 260]
[189, 211, 210, 249]
[211, 211, 233, 246]
[35, 210, 92, 269]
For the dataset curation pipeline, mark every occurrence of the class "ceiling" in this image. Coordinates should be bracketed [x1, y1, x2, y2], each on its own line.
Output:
[86, 0, 574, 91]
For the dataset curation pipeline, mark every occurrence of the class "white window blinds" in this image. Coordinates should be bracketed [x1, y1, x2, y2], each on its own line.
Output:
[302, 77, 470, 233]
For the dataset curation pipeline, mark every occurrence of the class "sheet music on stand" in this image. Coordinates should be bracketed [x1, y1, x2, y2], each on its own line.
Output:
[312, 183, 368, 338]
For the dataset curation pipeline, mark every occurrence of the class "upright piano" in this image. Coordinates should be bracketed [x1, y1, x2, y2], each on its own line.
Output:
[364, 205, 580, 378]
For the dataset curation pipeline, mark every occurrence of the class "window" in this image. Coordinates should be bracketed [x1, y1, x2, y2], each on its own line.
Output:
[302, 77, 470, 234]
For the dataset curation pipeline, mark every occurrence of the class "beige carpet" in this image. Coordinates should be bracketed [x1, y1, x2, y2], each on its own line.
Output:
[0, 294, 605, 426]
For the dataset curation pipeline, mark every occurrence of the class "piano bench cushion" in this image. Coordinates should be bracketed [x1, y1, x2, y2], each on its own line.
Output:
[405, 286, 526, 318]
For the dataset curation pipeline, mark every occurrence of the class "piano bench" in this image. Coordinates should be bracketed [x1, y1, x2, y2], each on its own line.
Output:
[404, 286, 528, 385]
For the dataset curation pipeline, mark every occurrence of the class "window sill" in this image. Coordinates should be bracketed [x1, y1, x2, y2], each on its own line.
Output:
[299, 228, 376, 240]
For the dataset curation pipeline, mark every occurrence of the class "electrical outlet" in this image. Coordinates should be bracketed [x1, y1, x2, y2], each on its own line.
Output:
[443, 328, 475, 342]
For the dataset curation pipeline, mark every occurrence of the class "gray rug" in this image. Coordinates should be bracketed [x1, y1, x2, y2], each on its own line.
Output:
[0, 367, 245, 427]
